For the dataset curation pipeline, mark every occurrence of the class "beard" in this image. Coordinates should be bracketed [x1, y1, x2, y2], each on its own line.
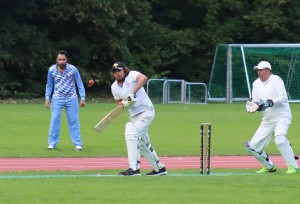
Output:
[58, 63, 66, 69]
[117, 78, 125, 83]
[116, 75, 125, 83]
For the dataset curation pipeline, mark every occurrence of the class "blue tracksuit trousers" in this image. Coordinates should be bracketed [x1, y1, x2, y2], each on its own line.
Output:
[48, 97, 82, 147]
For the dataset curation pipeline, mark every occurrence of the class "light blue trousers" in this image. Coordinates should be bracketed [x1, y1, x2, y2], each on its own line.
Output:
[48, 97, 82, 147]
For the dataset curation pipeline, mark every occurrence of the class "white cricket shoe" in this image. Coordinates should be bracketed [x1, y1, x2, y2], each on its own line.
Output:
[47, 145, 56, 150]
[75, 146, 83, 151]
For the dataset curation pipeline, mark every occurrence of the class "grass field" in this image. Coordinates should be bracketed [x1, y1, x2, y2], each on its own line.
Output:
[0, 169, 299, 203]
[1, 102, 300, 157]
[0, 102, 300, 203]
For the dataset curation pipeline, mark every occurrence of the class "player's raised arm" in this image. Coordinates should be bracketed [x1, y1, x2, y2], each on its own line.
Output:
[108, 61, 167, 176]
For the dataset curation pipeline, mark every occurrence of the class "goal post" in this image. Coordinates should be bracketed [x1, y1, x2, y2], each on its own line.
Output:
[146, 79, 207, 104]
[163, 79, 186, 104]
[208, 44, 300, 103]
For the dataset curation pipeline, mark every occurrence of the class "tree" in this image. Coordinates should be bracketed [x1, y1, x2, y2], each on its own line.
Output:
[1, 0, 300, 98]
[0, 0, 52, 97]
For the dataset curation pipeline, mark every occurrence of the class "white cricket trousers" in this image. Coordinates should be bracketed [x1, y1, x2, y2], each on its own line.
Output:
[129, 107, 154, 142]
[250, 120, 289, 152]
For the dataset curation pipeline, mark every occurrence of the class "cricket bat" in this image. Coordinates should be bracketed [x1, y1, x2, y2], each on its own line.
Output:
[94, 106, 124, 132]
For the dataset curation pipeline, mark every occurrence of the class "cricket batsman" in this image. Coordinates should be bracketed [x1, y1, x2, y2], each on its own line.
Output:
[110, 62, 167, 176]
[245, 61, 299, 173]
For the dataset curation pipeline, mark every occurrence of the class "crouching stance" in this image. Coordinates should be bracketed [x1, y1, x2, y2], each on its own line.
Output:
[245, 61, 299, 173]
[110, 62, 167, 176]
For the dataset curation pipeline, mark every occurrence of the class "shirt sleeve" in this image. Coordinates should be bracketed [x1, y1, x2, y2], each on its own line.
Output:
[111, 83, 121, 100]
[251, 80, 259, 103]
[129, 71, 139, 81]
[74, 68, 86, 101]
[45, 68, 53, 100]
[273, 78, 288, 105]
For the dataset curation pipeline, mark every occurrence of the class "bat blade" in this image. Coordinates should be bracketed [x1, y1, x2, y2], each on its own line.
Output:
[94, 106, 124, 132]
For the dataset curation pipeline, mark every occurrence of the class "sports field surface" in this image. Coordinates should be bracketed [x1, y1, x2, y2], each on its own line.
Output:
[1, 103, 299, 203]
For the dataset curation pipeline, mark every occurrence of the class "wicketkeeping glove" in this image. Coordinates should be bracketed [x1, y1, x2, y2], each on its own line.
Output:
[257, 99, 274, 111]
[246, 101, 259, 113]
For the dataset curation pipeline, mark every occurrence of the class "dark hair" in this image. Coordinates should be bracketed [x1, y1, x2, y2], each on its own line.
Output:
[56, 50, 69, 58]
[123, 67, 131, 76]
[110, 66, 131, 78]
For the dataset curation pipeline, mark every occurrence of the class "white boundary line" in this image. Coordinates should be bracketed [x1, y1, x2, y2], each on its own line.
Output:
[0, 173, 258, 179]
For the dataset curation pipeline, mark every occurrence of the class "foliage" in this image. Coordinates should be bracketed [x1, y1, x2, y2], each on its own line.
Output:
[1, 0, 300, 98]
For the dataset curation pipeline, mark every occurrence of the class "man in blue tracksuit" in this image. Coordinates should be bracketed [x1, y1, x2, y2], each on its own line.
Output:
[45, 50, 86, 151]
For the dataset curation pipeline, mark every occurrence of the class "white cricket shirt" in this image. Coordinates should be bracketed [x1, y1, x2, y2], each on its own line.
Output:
[111, 71, 153, 117]
[252, 74, 291, 122]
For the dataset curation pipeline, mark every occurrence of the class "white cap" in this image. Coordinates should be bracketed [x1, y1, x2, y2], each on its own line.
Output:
[253, 61, 272, 70]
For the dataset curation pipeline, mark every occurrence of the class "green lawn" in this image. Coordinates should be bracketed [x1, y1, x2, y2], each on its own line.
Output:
[0, 169, 299, 204]
[1, 102, 300, 157]
[0, 102, 300, 203]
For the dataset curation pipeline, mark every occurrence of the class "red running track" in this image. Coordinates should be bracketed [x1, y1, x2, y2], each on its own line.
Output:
[0, 156, 293, 172]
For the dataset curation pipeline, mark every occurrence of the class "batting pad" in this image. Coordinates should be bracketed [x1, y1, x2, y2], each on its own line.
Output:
[244, 141, 275, 169]
[275, 136, 299, 168]
[140, 142, 162, 172]
[125, 122, 140, 171]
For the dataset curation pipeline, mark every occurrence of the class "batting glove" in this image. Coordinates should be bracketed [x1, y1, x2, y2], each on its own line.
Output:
[126, 93, 137, 102]
[257, 99, 274, 111]
[121, 100, 130, 108]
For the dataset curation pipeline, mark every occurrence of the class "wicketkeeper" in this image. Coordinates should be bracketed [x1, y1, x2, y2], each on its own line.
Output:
[110, 62, 167, 176]
[245, 61, 299, 173]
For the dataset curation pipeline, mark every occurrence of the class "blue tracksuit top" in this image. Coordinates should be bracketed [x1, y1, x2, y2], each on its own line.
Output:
[45, 63, 85, 100]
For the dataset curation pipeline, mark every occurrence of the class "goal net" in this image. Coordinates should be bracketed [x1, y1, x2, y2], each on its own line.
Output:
[208, 44, 300, 103]
[146, 79, 207, 104]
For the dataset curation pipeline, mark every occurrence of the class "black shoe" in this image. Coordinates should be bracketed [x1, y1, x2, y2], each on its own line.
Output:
[146, 167, 168, 176]
[119, 168, 141, 176]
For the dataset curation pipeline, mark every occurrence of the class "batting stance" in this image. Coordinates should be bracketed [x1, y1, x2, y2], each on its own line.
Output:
[111, 62, 167, 176]
[245, 61, 299, 173]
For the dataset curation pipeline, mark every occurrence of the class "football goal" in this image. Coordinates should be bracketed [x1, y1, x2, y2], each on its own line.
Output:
[146, 79, 207, 104]
[208, 44, 300, 103]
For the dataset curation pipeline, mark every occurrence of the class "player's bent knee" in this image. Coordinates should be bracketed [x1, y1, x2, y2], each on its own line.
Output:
[244, 141, 263, 153]
[139, 140, 146, 149]
[244, 141, 255, 153]
[275, 135, 288, 146]
[140, 142, 153, 151]
[125, 122, 138, 140]
[146, 143, 154, 152]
